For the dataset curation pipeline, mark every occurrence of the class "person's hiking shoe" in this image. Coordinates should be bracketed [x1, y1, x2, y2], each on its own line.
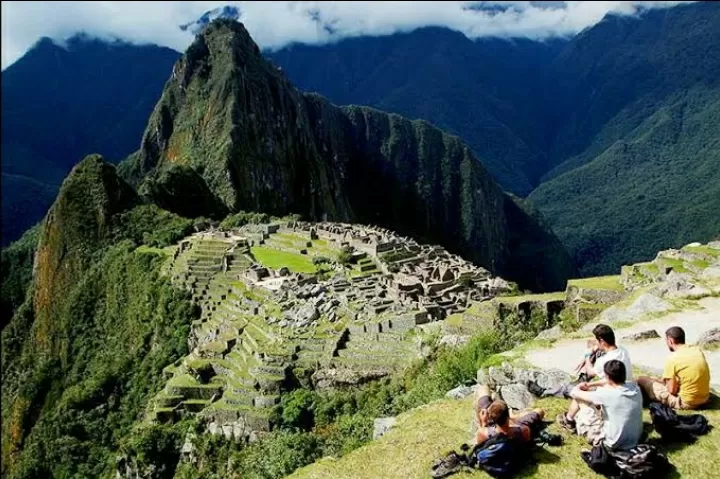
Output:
[430, 451, 468, 479]
[557, 413, 577, 433]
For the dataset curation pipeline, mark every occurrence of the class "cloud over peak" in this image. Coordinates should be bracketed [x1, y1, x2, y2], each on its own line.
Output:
[1, 1, 688, 69]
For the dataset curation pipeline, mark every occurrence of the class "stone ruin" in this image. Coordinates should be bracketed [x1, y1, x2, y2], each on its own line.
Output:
[148, 220, 516, 441]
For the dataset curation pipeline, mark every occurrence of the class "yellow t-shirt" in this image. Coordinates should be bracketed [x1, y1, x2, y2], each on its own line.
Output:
[663, 345, 711, 407]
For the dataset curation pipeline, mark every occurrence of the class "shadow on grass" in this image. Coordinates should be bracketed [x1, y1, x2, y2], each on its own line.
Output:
[518, 447, 562, 477]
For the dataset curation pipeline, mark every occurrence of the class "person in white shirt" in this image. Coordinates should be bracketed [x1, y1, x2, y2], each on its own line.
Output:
[557, 324, 634, 432]
[569, 359, 644, 450]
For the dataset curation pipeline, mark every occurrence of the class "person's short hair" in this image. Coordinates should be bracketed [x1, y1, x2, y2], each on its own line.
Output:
[593, 324, 616, 346]
[604, 359, 626, 384]
[487, 400, 510, 426]
[665, 326, 686, 344]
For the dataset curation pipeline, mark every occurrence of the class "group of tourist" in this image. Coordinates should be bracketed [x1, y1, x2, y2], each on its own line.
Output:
[473, 324, 712, 452]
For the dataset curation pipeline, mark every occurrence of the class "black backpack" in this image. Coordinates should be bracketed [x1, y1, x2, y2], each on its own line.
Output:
[470, 434, 530, 478]
[581, 444, 672, 479]
[649, 402, 711, 443]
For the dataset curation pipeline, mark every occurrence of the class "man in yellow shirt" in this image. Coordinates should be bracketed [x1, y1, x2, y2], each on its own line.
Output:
[637, 327, 711, 410]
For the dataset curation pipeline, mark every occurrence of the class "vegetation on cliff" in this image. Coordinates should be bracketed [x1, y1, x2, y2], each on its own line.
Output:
[121, 19, 572, 292]
[1, 157, 198, 478]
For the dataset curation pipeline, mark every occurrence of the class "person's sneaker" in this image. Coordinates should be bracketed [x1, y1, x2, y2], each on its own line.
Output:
[556, 413, 576, 432]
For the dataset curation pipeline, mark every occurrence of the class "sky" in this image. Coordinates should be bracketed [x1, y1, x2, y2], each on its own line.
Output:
[1, 1, 687, 70]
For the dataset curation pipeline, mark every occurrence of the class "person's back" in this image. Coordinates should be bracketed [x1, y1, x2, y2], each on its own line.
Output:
[595, 345, 634, 381]
[665, 344, 710, 408]
[592, 381, 644, 450]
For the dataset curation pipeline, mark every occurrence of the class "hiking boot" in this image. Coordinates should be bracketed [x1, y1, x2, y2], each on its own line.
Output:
[430, 451, 467, 479]
[556, 413, 577, 433]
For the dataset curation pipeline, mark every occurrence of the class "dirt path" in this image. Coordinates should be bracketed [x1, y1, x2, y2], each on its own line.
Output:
[523, 297, 720, 388]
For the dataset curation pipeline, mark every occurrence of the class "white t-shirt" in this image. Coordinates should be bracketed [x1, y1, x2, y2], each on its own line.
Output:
[587, 382, 644, 450]
[594, 346, 633, 381]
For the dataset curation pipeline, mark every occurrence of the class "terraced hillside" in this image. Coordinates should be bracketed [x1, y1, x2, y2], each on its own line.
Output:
[148, 220, 516, 439]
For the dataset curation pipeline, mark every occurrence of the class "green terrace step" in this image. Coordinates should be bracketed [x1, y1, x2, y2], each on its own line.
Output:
[153, 407, 176, 423]
[222, 390, 255, 407]
[181, 399, 212, 413]
[165, 374, 224, 400]
[342, 339, 418, 354]
[335, 348, 416, 362]
[249, 363, 287, 377]
[330, 356, 406, 371]
[154, 393, 184, 408]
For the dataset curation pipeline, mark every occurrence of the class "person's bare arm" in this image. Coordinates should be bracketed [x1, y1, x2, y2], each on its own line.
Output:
[586, 378, 607, 390]
[474, 428, 488, 446]
[570, 387, 597, 405]
[665, 377, 679, 395]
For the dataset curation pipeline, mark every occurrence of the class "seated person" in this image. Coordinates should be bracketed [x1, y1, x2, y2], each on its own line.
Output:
[637, 326, 710, 410]
[558, 324, 633, 430]
[475, 384, 546, 431]
[474, 399, 545, 445]
[566, 360, 643, 451]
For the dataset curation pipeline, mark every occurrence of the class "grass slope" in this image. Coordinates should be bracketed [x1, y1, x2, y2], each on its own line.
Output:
[251, 246, 317, 274]
[289, 395, 720, 479]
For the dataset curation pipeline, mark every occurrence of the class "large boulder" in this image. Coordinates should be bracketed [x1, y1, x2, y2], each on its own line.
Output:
[499, 383, 535, 410]
[446, 385, 477, 400]
[698, 328, 720, 348]
[535, 325, 563, 341]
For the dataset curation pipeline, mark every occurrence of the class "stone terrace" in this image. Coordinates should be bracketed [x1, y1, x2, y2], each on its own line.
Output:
[147, 220, 515, 440]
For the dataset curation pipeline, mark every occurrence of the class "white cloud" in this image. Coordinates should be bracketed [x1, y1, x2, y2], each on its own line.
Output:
[1, 1, 688, 70]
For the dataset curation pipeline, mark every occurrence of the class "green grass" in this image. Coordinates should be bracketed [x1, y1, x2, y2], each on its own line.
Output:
[682, 245, 720, 258]
[288, 395, 720, 479]
[251, 246, 317, 273]
[568, 275, 624, 292]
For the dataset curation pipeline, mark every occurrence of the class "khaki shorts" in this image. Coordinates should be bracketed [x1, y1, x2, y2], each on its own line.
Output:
[575, 403, 605, 446]
[637, 377, 688, 410]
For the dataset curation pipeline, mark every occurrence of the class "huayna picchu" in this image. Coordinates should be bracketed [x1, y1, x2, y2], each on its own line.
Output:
[119, 19, 572, 293]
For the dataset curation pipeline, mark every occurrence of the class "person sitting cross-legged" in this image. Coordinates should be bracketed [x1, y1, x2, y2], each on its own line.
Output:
[557, 324, 633, 431]
[637, 326, 711, 410]
[566, 359, 644, 450]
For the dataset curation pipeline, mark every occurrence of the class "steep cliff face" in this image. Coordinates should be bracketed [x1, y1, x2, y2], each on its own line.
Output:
[123, 20, 572, 291]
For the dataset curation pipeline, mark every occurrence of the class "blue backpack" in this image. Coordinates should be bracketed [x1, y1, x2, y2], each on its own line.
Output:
[471, 434, 527, 478]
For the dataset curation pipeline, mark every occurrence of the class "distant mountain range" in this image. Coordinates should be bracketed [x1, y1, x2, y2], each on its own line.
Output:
[2, 2, 718, 276]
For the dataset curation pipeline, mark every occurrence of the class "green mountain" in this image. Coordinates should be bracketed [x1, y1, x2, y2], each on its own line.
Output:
[1, 156, 198, 477]
[0, 35, 179, 245]
[530, 3, 720, 275]
[267, 28, 565, 195]
[121, 20, 572, 292]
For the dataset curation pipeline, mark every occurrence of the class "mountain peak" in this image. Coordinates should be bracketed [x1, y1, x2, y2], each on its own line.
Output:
[179, 5, 241, 35]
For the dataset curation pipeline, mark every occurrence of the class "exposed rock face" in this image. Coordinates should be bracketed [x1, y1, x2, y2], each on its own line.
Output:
[446, 385, 477, 400]
[373, 417, 397, 440]
[698, 328, 720, 347]
[624, 329, 661, 341]
[121, 19, 572, 292]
